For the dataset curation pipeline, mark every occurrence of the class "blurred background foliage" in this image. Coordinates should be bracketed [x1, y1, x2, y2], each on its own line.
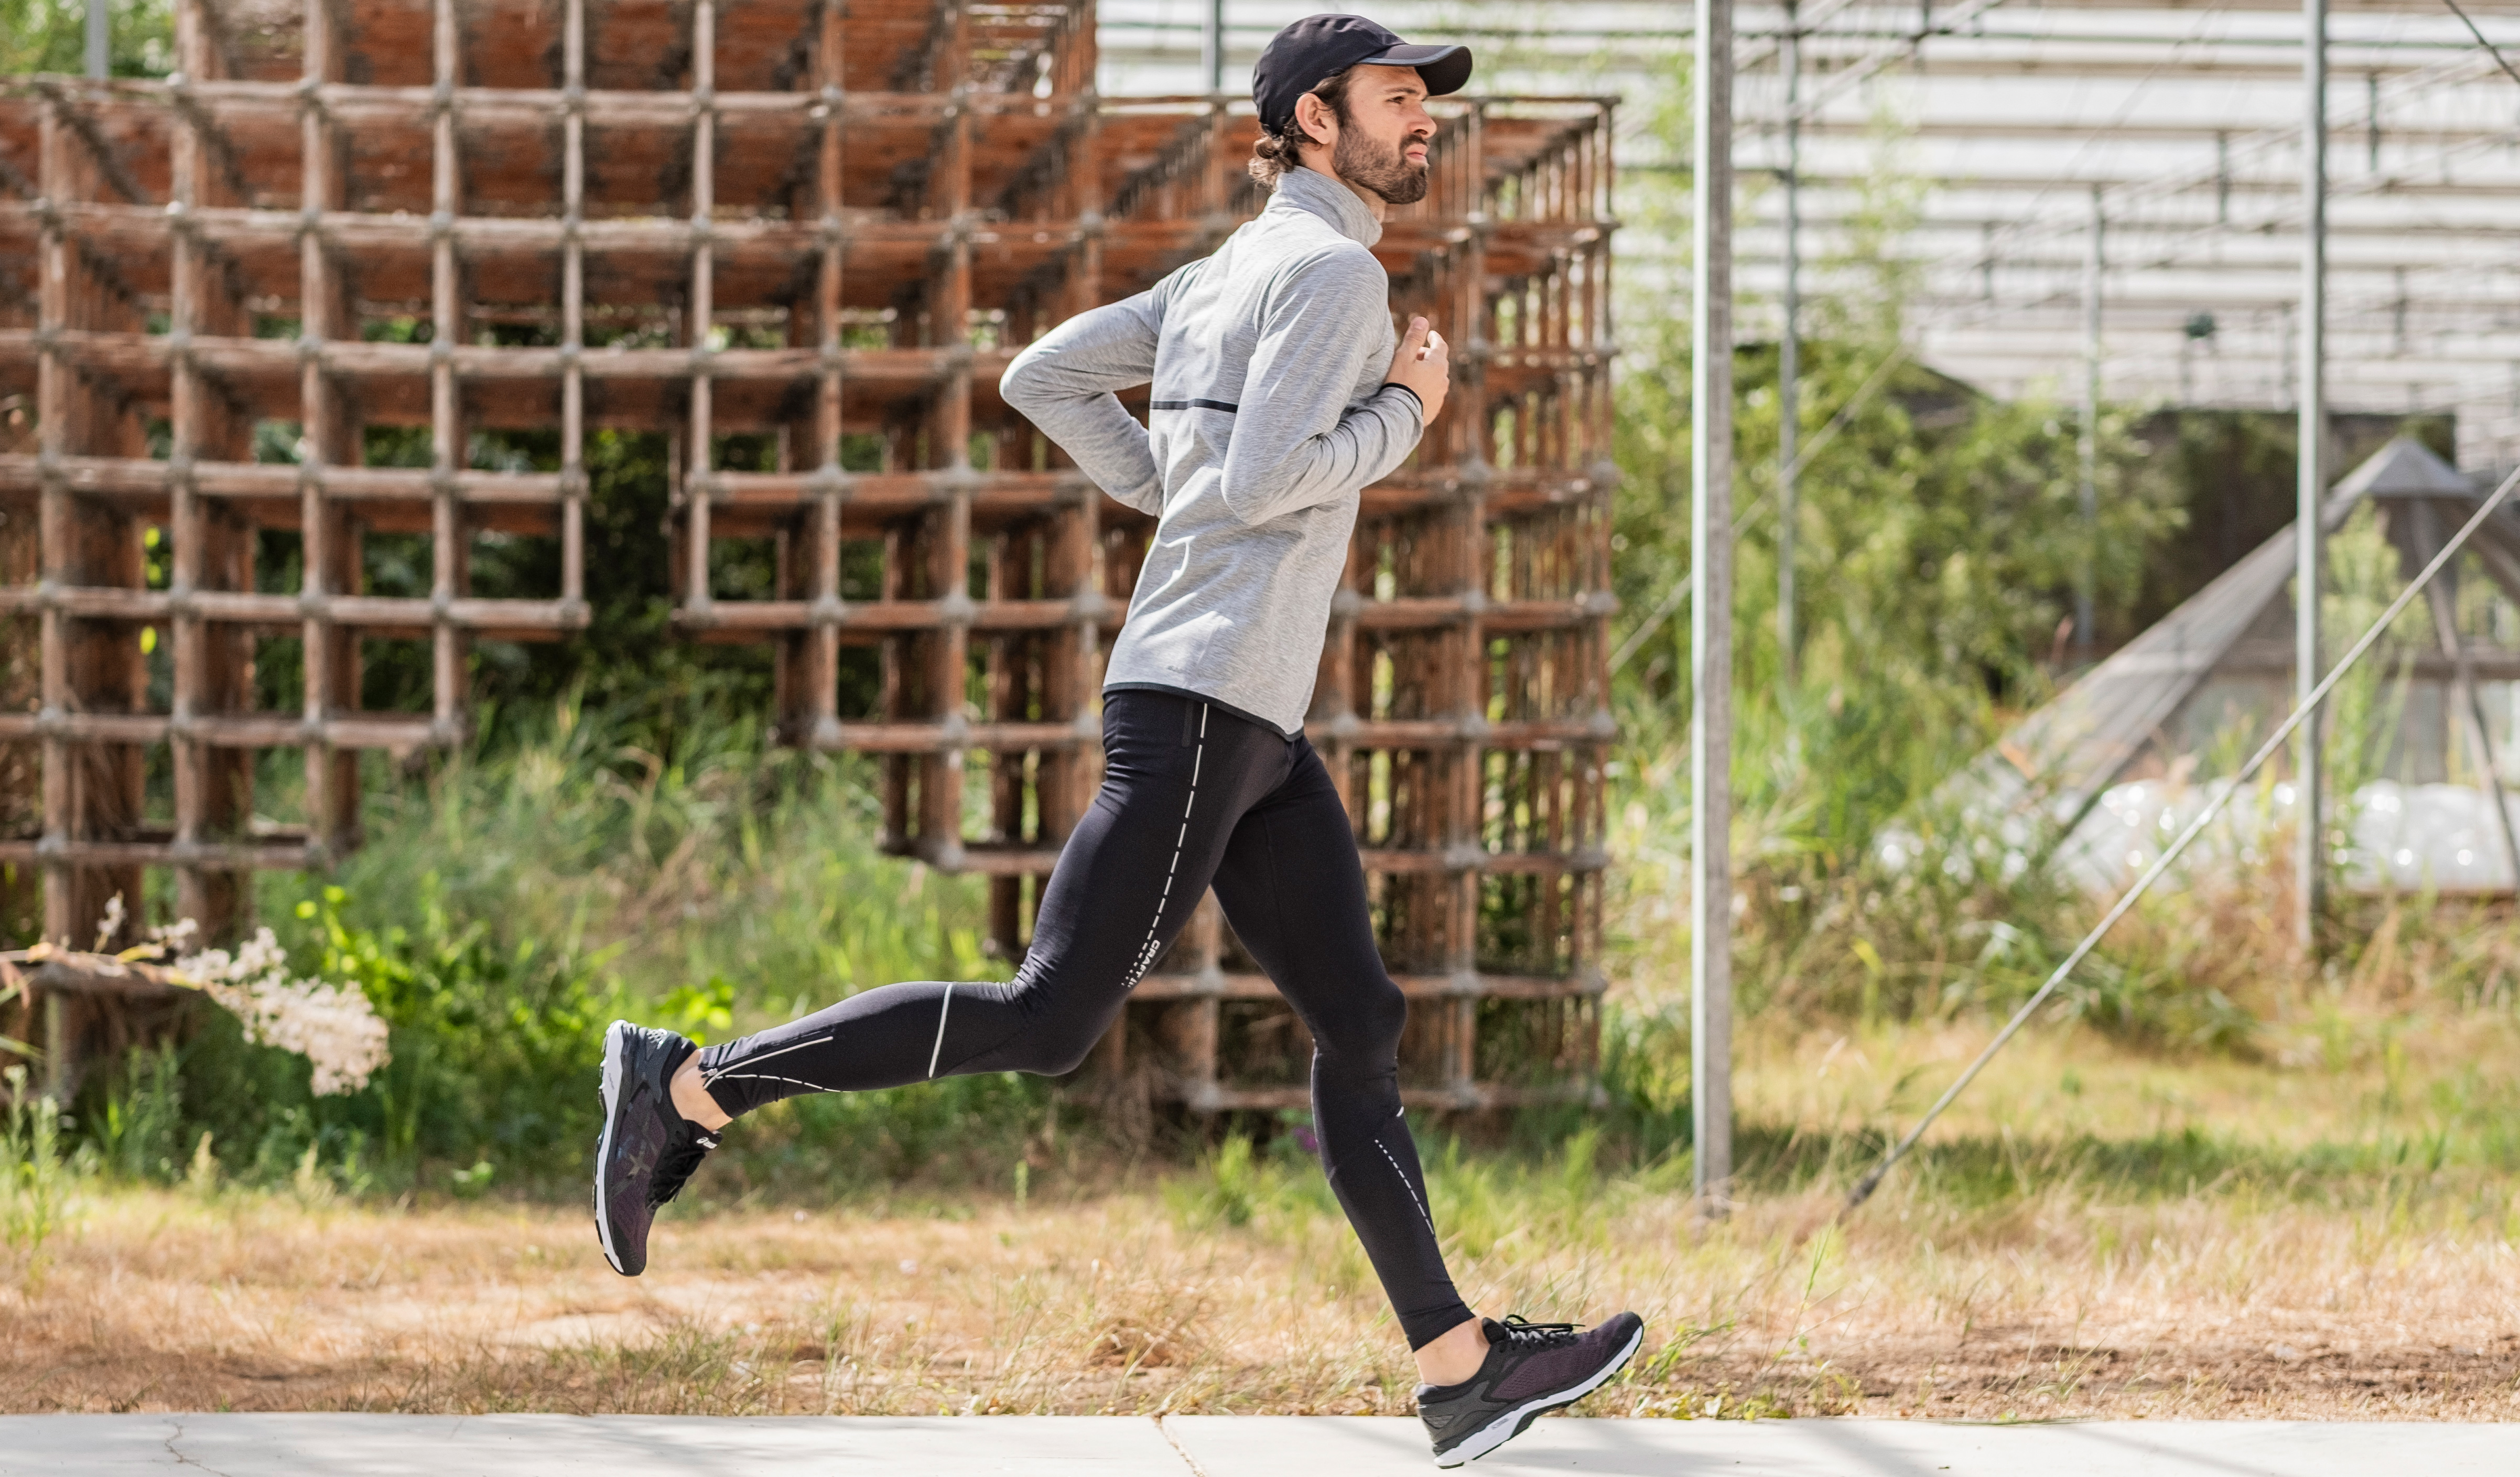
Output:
[0, 0, 171, 78]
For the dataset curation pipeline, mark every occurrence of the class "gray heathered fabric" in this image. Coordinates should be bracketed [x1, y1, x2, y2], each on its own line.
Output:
[999, 166, 1424, 737]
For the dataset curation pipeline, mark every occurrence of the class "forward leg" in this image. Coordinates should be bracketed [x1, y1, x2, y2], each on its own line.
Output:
[1206, 739, 1475, 1351]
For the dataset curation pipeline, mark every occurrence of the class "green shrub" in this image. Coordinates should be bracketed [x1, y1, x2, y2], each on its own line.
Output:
[323, 881, 620, 1181]
[72, 692, 1037, 1200]
[134, 884, 618, 1194]
[2, 1066, 74, 1287]
[95, 1044, 185, 1183]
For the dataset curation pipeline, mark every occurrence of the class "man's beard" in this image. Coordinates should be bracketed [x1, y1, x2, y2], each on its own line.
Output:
[1334, 127, 1429, 205]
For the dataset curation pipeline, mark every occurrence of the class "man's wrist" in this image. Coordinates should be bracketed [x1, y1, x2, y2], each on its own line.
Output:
[1382, 381, 1426, 417]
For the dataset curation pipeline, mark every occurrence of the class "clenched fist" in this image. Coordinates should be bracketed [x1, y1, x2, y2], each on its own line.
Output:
[1384, 315, 1450, 423]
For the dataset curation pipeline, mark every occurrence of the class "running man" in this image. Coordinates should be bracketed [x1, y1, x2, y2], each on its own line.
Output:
[592, 14, 1642, 1464]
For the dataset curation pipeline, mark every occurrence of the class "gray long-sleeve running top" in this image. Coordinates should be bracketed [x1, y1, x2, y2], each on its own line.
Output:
[999, 166, 1424, 737]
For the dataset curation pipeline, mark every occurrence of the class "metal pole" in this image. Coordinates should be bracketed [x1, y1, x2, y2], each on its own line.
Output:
[2366, 71, 2381, 174]
[1778, 1, 1800, 684]
[1203, 0, 1225, 93]
[2076, 184, 2102, 661]
[2282, 303, 2298, 408]
[2298, 0, 2329, 955]
[2216, 131, 2231, 225]
[1691, 0, 1736, 1216]
[86, 0, 109, 78]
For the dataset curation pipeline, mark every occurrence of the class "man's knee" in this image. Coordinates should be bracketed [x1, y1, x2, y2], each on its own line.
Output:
[994, 991, 1114, 1076]
[1019, 1021, 1107, 1076]
[1317, 973, 1407, 1069]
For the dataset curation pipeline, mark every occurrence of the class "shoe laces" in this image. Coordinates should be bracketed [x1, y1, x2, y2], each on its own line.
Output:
[646, 1120, 719, 1211]
[1490, 1314, 1581, 1352]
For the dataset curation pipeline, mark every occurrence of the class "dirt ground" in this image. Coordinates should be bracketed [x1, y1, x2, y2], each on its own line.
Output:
[14, 1019, 2520, 1420]
[6, 1181, 2517, 1421]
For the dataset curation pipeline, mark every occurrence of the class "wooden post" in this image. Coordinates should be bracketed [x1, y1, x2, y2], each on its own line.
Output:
[1449, 101, 1491, 1112]
[811, 0, 847, 750]
[36, 97, 74, 954]
[309, 0, 363, 861]
[686, 0, 718, 632]
[923, 1, 975, 871]
[561, 0, 587, 613]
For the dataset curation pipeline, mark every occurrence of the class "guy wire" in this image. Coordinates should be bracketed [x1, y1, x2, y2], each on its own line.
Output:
[2442, 0, 2520, 93]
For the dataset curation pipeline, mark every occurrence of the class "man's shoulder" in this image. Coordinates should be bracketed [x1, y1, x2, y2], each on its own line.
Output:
[1152, 254, 1213, 301]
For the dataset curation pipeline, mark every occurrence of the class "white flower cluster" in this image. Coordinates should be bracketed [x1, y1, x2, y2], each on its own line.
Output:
[147, 914, 393, 1096]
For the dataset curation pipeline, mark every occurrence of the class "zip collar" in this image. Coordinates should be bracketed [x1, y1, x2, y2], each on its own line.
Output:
[1271, 165, 1384, 249]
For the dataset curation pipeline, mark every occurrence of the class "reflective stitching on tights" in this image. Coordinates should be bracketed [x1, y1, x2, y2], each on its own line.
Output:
[706, 1070, 830, 1093]
[701, 1031, 825, 1088]
[926, 983, 956, 1079]
[1123, 704, 1207, 989]
[1377, 1136, 1439, 1236]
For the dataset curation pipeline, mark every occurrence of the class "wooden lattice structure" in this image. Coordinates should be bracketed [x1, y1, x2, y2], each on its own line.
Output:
[0, 0, 1616, 1111]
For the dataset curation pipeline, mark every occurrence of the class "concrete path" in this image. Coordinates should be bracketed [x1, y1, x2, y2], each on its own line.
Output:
[0, 1414, 2510, 1474]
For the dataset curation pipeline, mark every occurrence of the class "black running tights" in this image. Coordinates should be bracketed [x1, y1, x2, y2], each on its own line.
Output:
[694, 689, 1475, 1349]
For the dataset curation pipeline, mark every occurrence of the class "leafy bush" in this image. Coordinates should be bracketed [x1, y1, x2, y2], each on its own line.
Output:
[328, 882, 621, 1180]
[60, 689, 1037, 1199]
[152, 884, 617, 1193]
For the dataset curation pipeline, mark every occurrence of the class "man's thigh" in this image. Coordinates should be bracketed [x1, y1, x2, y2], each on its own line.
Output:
[1207, 742, 1396, 1036]
[1025, 692, 1285, 1001]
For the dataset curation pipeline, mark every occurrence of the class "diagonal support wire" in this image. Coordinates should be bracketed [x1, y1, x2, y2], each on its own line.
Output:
[2442, 0, 2520, 92]
[1845, 463, 2520, 1211]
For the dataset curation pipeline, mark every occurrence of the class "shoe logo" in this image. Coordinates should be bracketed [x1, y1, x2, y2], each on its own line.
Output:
[1420, 1382, 1497, 1440]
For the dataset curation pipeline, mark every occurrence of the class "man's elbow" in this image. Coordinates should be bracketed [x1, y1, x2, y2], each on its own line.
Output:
[1217, 483, 1291, 528]
[1111, 476, 1165, 515]
[1216, 481, 1262, 526]
[998, 352, 1050, 416]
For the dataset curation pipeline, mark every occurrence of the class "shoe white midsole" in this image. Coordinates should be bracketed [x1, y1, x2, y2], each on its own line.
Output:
[593, 1021, 628, 1273]
[1433, 1323, 1645, 1468]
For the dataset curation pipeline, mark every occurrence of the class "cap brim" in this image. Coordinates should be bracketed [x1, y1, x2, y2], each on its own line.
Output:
[1359, 42, 1473, 97]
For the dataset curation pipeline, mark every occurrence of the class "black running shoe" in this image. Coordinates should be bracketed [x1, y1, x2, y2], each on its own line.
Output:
[593, 1020, 717, 1276]
[1415, 1312, 1645, 1467]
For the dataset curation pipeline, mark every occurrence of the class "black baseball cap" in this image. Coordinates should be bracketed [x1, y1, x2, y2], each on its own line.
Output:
[1252, 14, 1473, 137]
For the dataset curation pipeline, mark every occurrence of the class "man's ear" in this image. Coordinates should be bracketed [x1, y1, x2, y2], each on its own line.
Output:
[1293, 90, 1338, 150]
